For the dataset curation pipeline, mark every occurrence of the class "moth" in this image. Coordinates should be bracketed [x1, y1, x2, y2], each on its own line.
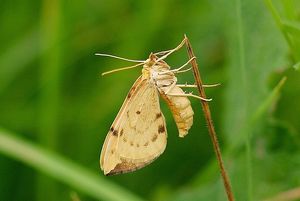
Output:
[96, 38, 214, 175]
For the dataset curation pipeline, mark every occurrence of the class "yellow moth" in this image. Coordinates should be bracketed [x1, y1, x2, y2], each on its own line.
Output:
[96, 38, 213, 175]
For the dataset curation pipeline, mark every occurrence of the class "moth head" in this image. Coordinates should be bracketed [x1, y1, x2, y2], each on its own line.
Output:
[144, 53, 158, 67]
[144, 53, 170, 70]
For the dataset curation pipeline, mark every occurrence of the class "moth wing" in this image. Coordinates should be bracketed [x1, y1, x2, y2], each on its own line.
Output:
[100, 77, 167, 175]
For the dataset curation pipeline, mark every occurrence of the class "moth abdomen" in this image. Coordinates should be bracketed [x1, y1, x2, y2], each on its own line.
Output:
[160, 86, 194, 137]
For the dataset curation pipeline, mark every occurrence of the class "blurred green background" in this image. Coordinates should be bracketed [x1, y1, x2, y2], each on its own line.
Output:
[0, 0, 300, 200]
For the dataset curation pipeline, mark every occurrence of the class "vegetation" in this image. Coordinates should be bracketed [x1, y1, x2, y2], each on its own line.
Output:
[0, 0, 299, 200]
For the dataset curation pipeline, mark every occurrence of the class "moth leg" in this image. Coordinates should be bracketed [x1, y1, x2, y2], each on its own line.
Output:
[202, 83, 221, 88]
[154, 50, 172, 56]
[155, 37, 187, 63]
[176, 84, 198, 88]
[158, 67, 193, 76]
[166, 91, 212, 101]
[174, 67, 193, 74]
[158, 57, 195, 76]
[171, 57, 196, 73]
[163, 81, 177, 94]
[177, 83, 221, 88]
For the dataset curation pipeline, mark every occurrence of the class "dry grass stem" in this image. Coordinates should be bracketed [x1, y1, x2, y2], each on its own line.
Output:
[184, 35, 235, 201]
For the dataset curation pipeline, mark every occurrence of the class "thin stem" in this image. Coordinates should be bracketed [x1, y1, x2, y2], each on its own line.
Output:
[184, 35, 235, 201]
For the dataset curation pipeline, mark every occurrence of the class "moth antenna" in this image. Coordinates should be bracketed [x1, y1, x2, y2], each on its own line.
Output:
[101, 62, 144, 76]
[95, 53, 145, 63]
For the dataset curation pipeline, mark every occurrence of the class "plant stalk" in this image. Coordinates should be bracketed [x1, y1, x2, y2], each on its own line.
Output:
[184, 35, 235, 201]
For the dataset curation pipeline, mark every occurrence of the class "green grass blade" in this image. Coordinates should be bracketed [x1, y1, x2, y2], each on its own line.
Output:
[37, 0, 63, 199]
[282, 20, 300, 36]
[192, 76, 287, 187]
[264, 0, 294, 49]
[235, 0, 252, 200]
[0, 127, 146, 201]
[0, 29, 40, 94]
[281, 0, 297, 20]
[250, 77, 287, 123]
[293, 62, 300, 71]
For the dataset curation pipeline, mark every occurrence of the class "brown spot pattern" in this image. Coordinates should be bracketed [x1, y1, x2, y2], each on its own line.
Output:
[120, 129, 124, 136]
[152, 134, 158, 142]
[127, 85, 136, 99]
[136, 111, 141, 114]
[110, 127, 114, 132]
[155, 113, 162, 120]
[112, 130, 118, 136]
[158, 125, 165, 133]
[130, 141, 134, 146]
[144, 142, 149, 146]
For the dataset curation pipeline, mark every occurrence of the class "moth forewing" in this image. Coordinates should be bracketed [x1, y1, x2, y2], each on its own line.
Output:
[100, 76, 167, 175]
[100, 76, 144, 174]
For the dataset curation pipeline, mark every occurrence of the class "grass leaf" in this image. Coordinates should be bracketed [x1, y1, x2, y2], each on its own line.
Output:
[0, 127, 146, 201]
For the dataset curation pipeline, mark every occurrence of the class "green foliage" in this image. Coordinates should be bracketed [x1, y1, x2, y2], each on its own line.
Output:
[0, 127, 145, 201]
[0, 0, 299, 201]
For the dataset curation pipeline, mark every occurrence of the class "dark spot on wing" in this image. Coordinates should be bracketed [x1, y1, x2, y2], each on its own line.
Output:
[130, 141, 134, 146]
[136, 143, 140, 147]
[120, 129, 124, 136]
[111, 150, 115, 154]
[144, 142, 149, 146]
[112, 130, 118, 136]
[110, 127, 114, 132]
[158, 125, 165, 133]
[123, 137, 127, 143]
[136, 110, 141, 114]
[127, 85, 137, 99]
[152, 134, 158, 142]
[155, 113, 162, 120]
